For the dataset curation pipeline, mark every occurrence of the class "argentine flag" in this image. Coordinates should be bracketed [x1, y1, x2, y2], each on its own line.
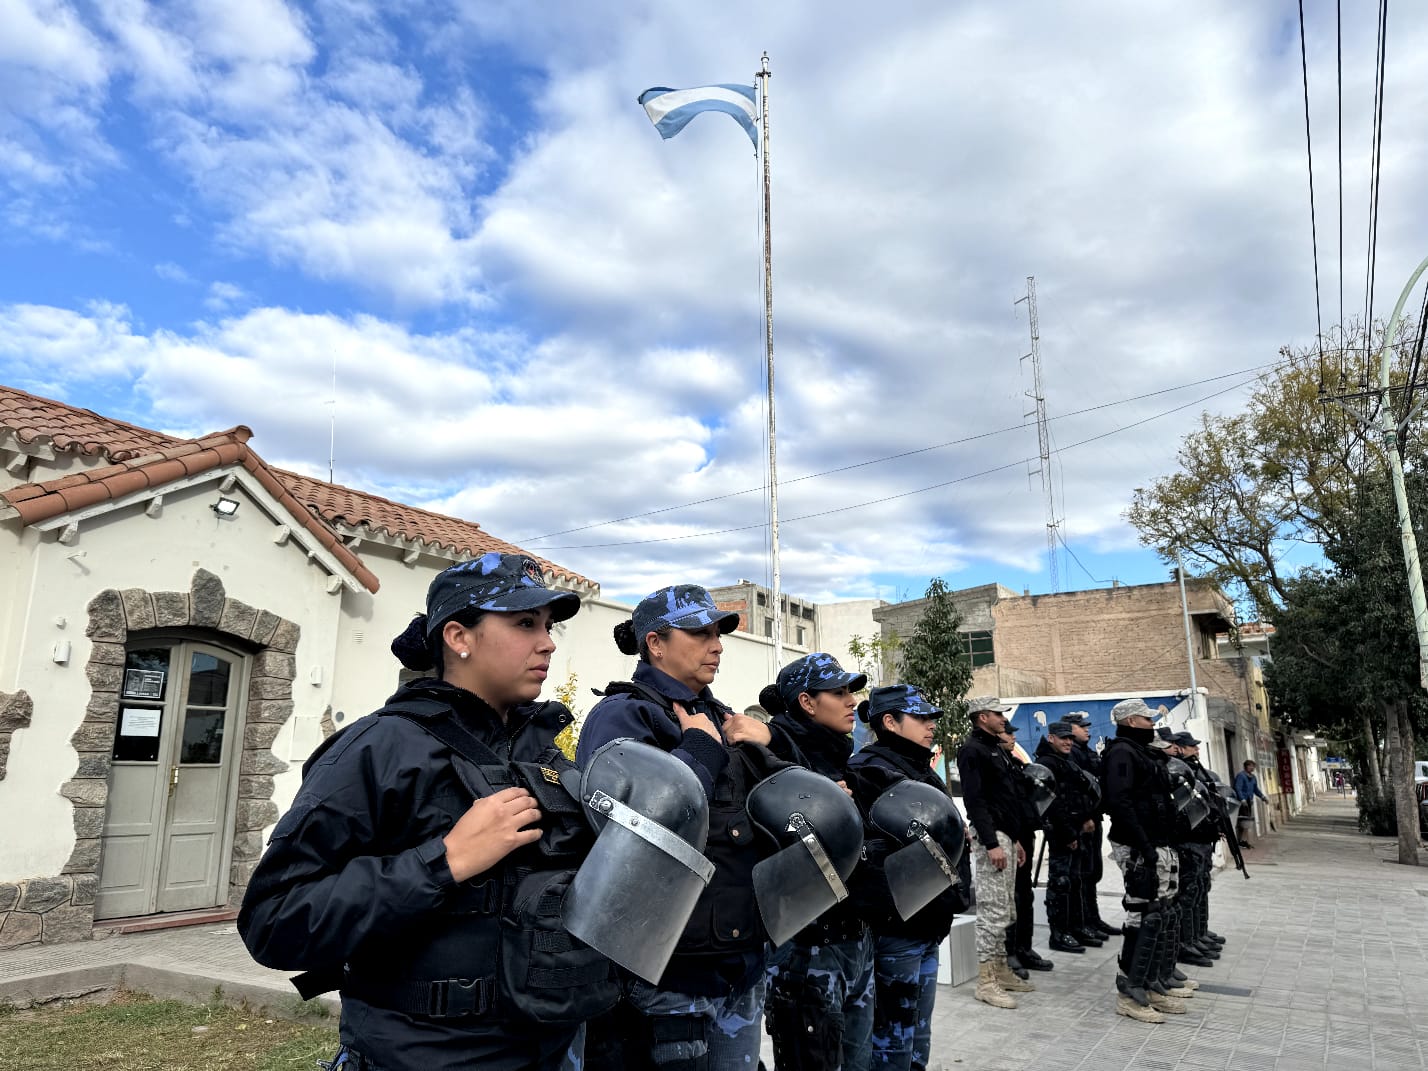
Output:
[638, 84, 759, 148]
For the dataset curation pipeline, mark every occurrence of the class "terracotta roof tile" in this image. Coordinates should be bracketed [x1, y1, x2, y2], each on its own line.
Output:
[0, 385, 177, 459]
[274, 468, 594, 589]
[0, 384, 593, 593]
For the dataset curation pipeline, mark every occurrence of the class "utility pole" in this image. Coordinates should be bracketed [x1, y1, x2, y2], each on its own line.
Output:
[1016, 276, 1059, 591]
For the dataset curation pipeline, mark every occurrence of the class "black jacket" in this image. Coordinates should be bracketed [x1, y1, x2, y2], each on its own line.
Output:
[768, 709, 871, 943]
[1034, 738, 1095, 848]
[238, 678, 578, 1069]
[846, 736, 963, 943]
[955, 729, 1024, 848]
[578, 663, 796, 997]
[1101, 727, 1175, 854]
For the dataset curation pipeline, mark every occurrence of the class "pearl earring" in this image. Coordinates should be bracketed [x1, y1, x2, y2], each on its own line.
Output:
[459, 651, 469, 660]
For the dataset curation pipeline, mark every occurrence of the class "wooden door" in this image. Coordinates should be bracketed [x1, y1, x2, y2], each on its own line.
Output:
[96, 642, 244, 919]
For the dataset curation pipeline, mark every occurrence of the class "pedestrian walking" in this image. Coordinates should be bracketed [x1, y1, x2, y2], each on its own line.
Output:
[1233, 760, 1269, 848]
[955, 696, 1035, 1010]
[757, 652, 876, 1071]
[847, 685, 966, 1071]
[238, 553, 602, 1070]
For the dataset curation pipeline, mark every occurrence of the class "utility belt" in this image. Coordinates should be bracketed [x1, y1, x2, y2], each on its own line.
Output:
[794, 912, 869, 947]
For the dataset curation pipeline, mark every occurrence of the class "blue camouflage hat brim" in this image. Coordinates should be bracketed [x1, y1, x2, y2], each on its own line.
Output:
[868, 684, 942, 721]
[425, 553, 580, 636]
[775, 653, 868, 706]
[633, 584, 740, 640]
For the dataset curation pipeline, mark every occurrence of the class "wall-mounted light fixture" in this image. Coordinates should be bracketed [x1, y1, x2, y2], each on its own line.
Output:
[212, 496, 241, 518]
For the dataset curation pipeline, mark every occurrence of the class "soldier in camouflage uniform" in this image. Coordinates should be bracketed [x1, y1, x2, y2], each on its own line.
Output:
[956, 697, 1032, 1010]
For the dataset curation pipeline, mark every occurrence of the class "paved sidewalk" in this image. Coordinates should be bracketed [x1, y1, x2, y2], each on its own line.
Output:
[2, 797, 1424, 1070]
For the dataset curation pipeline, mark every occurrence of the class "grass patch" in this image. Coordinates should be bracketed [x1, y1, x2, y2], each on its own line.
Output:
[0, 988, 339, 1071]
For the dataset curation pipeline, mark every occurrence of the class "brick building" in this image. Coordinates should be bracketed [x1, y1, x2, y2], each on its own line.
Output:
[872, 578, 1285, 814]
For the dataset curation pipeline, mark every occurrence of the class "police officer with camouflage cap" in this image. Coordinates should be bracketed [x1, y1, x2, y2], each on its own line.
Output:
[956, 696, 1034, 1010]
[1102, 699, 1191, 1023]
[578, 583, 798, 1071]
[756, 653, 876, 1071]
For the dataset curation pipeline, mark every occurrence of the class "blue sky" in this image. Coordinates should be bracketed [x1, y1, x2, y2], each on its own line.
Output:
[3, 1, 1427, 608]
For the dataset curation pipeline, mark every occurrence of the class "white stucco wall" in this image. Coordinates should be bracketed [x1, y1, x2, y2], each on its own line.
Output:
[813, 599, 887, 684]
[0, 474, 347, 882]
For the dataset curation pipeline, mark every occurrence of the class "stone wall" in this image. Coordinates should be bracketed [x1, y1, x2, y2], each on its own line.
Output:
[0, 569, 298, 950]
[0, 690, 32, 782]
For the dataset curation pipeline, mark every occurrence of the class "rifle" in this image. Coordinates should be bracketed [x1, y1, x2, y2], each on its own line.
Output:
[1214, 797, 1249, 879]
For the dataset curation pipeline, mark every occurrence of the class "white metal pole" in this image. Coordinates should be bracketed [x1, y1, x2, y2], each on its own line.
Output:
[1175, 548, 1199, 716]
[756, 52, 782, 667]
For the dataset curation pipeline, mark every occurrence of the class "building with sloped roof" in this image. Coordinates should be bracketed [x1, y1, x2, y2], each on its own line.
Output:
[0, 384, 775, 949]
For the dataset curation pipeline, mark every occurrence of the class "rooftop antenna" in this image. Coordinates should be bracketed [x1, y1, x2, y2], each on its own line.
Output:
[327, 351, 337, 484]
[1016, 275, 1059, 591]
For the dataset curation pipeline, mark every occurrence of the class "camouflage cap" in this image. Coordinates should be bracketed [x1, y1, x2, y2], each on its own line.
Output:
[632, 584, 740, 640]
[1110, 698, 1161, 724]
[1046, 720, 1076, 738]
[776, 652, 868, 707]
[966, 695, 1013, 715]
[865, 684, 941, 722]
[424, 552, 580, 637]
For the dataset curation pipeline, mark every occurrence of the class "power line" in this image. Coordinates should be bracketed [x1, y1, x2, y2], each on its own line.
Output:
[535, 374, 1262, 550]
[1057, 528, 1108, 586]
[1364, 0, 1388, 341]
[1297, 0, 1324, 352]
[519, 361, 1284, 543]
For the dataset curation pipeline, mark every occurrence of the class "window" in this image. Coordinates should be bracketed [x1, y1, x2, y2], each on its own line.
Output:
[961, 630, 995, 668]
[802, 607, 816, 621]
[796, 627, 805, 645]
[756, 592, 767, 606]
[764, 618, 774, 637]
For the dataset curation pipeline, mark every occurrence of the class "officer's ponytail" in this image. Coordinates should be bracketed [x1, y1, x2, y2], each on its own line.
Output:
[613, 620, 640, 656]
[758, 684, 788, 717]
[391, 615, 434, 671]
[856, 698, 872, 724]
[613, 619, 672, 662]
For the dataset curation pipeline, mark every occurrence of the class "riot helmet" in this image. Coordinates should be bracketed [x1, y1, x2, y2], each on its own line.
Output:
[1166, 757, 1210, 829]
[563, 739, 715, 984]
[1021, 762, 1057, 816]
[746, 766, 865, 946]
[868, 781, 966, 920]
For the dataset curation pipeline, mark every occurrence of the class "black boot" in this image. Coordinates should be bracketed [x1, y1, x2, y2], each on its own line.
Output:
[1050, 931, 1086, 953]
[1178, 946, 1214, 967]
[1073, 928, 1105, 947]
[1018, 946, 1054, 971]
[1004, 926, 1029, 979]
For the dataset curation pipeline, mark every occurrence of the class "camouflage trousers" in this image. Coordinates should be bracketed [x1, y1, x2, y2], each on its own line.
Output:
[625, 975, 768, 1071]
[869, 935, 939, 1071]
[766, 931, 875, 1071]
[1109, 844, 1178, 928]
[972, 831, 1018, 962]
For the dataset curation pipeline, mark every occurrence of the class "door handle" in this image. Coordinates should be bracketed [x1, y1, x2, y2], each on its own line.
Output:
[169, 765, 179, 796]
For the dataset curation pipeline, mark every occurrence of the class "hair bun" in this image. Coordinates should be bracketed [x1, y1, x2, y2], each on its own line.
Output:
[391, 615, 435, 671]
[757, 684, 786, 716]
[613, 619, 639, 656]
[856, 698, 872, 724]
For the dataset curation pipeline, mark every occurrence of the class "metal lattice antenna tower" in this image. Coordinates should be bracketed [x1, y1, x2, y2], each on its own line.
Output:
[1016, 276, 1059, 591]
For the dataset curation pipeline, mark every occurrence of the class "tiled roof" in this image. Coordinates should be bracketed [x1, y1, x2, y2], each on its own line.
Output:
[275, 468, 591, 589]
[0, 384, 595, 593]
[0, 386, 177, 459]
[1, 428, 381, 593]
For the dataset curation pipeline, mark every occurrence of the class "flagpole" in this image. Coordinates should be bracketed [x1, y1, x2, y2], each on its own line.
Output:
[756, 52, 782, 668]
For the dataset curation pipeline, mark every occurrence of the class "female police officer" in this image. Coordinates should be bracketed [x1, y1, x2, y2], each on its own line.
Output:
[847, 685, 965, 1071]
[758, 652, 875, 1071]
[239, 553, 587, 1070]
[576, 583, 788, 1071]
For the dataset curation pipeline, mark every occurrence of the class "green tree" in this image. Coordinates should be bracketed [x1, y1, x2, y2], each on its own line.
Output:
[897, 577, 974, 756]
[846, 631, 901, 689]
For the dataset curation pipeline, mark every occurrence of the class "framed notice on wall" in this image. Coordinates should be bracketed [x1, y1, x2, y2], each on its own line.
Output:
[119, 707, 162, 737]
[122, 668, 166, 700]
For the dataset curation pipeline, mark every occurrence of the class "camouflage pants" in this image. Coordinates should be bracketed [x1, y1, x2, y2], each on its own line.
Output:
[625, 975, 768, 1071]
[972, 831, 1018, 962]
[869, 935, 939, 1071]
[1109, 844, 1178, 928]
[766, 931, 875, 1071]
